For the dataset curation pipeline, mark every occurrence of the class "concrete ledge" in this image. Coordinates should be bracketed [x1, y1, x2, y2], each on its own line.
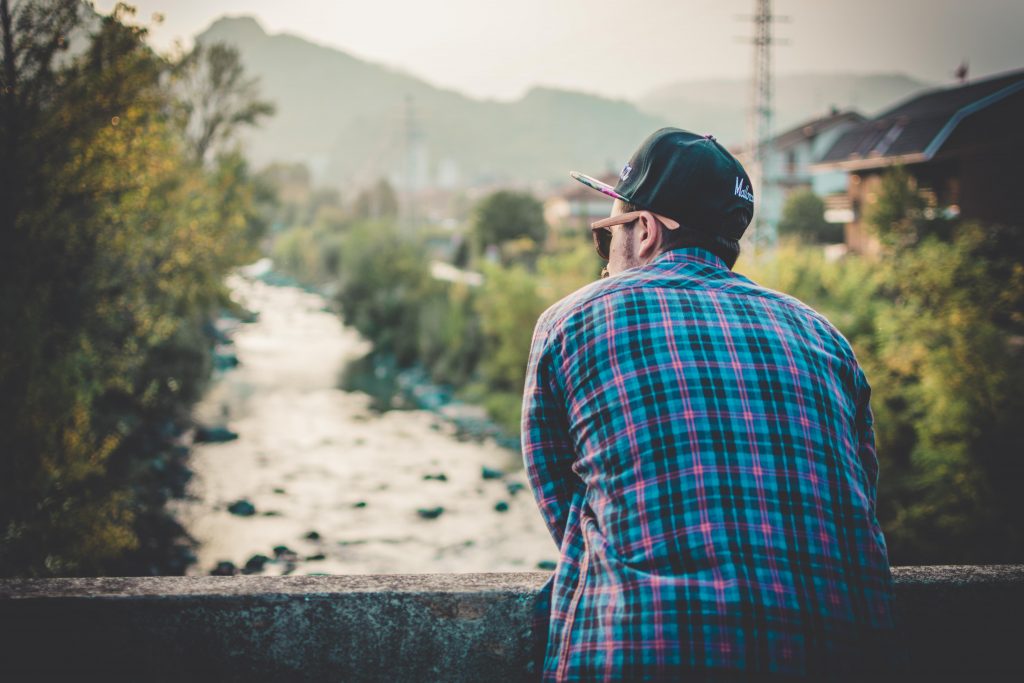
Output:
[1, 567, 1022, 681]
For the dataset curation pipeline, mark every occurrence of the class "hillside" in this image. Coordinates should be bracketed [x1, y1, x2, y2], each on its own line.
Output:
[198, 16, 666, 189]
[199, 17, 936, 189]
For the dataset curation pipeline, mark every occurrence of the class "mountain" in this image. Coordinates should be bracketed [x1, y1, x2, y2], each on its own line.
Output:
[198, 17, 937, 190]
[638, 72, 933, 147]
[197, 16, 667, 189]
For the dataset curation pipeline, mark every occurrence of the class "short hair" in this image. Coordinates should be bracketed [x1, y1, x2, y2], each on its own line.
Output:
[624, 202, 740, 269]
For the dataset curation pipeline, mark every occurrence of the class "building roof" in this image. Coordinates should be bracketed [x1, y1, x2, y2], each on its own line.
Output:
[771, 109, 866, 151]
[816, 68, 1024, 170]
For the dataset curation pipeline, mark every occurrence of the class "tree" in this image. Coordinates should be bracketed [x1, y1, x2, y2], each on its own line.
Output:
[777, 188, 842, 243]
[472, 190, 547, 254]
[0, 2, 272, 576]
[173, 41, 275, 164]
[353, 178, 399, 221]
[863, 165, 957, 249]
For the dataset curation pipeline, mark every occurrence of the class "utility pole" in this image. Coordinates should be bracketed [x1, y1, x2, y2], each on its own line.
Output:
[741, 0, 785, 252]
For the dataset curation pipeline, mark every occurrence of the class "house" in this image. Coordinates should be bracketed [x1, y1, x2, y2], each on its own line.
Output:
[751, 109, 866, 240]
[814, 68, 1024, 254]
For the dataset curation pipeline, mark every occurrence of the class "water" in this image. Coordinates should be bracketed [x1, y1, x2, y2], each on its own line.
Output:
[170, 273, 556, 576]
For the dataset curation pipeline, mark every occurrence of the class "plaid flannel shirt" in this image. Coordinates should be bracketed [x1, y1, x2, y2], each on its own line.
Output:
[522, 247, 896, 681]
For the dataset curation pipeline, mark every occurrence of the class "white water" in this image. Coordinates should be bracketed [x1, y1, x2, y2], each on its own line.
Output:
[170, 273, 556, 576]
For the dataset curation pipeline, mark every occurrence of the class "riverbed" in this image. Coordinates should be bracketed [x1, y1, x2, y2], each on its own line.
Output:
[170, 272, 556, 576]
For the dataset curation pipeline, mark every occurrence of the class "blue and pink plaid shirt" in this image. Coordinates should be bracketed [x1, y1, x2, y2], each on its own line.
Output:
[522, 247, 896, 681]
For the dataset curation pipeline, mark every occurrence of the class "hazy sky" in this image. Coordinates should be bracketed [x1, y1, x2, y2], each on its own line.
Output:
[95, 0, 1024, 101]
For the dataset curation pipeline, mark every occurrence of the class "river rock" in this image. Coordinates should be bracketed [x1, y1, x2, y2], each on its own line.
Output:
[227, 499, 256, 516]
[481, 466, 504, 480]
[213, 346, 239, 371]
[195, 425, 239, 443]
[506, 481, 526, 496]
[243, 554, 271, 574]
[417, 506, 445, 520]
[304, 531, 321, 541]
[494, 501, 510, 513]
[210, 561, 238, 576]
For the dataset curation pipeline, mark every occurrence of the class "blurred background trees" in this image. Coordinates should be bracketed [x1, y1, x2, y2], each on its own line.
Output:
[777, 188, 843, 243]
[471, 190, 547, 264]
[743, 169, 1024, 564]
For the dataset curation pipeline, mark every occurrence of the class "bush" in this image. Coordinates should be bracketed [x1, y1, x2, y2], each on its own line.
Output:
[778, 188, 843, 243]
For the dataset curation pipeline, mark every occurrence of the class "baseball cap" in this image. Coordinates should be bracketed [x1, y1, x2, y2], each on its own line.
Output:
[570, 127, 754, 241]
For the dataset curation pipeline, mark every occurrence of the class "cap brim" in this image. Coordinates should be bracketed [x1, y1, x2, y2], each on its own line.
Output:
[569, 171, 628, 202]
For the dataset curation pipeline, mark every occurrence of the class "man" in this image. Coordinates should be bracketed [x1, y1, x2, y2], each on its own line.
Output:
[522, 128, 896, 681]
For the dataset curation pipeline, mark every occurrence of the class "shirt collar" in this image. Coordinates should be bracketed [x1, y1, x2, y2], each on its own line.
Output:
[650, 246, 729, 271]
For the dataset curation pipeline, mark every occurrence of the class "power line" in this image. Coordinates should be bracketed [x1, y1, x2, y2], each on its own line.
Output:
[739, 0, 788, 252]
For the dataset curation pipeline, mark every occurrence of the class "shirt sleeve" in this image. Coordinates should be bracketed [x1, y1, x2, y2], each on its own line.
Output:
[521, 318, 581, 549]
[854, 367, 880, 509]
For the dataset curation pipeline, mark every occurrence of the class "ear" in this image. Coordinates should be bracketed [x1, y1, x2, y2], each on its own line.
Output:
[636, 211, 663, 260]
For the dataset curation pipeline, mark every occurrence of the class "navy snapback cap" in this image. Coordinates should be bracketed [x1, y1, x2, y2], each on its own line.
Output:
[570, 127, 754, 241]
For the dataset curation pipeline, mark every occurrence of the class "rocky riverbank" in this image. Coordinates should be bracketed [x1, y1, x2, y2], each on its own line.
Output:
[168, 271, 556, 576]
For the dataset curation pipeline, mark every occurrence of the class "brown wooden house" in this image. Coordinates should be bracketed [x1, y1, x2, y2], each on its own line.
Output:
[813, 68, 1024, 254]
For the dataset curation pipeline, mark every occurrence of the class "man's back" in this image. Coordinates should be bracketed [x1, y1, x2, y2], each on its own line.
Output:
[523, 247, 896, 681]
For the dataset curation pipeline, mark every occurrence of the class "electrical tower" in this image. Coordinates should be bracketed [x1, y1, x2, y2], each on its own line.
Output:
[743, 0, 783, 252]
[404, 95, 419, 234]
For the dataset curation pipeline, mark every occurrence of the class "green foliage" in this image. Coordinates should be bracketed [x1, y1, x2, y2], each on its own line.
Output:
[352, 178, 399, 221]
[778, 188, 843, 243]
[334, 222, 443, 366]
[737, 239, 881, 344]
[416, 282, 483, 387]
[739, 168, 1024, 564]
[476, 264, 547, 392]
[0, 1, 272, 576]
[866, 221, 1024, 563]
[863, 165, 957, 248]
[472, 190, 547, 254]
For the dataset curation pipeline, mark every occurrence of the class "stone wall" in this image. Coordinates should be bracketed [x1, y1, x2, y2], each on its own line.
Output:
[1, 566, 1021, 681]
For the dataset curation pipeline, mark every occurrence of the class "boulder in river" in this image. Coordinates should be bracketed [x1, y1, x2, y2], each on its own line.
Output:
[211, 561, 238, 576]
[506, 481, 526, 496]
[417, 506, 445, 520]
[243, 554, 271, 574]
[195, 425, 239, 443]
[227, 499, 256, 516]
[213, 346, 240, 371]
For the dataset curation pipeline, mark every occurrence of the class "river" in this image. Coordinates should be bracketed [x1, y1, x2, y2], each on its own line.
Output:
[170, 271, 556, 576]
